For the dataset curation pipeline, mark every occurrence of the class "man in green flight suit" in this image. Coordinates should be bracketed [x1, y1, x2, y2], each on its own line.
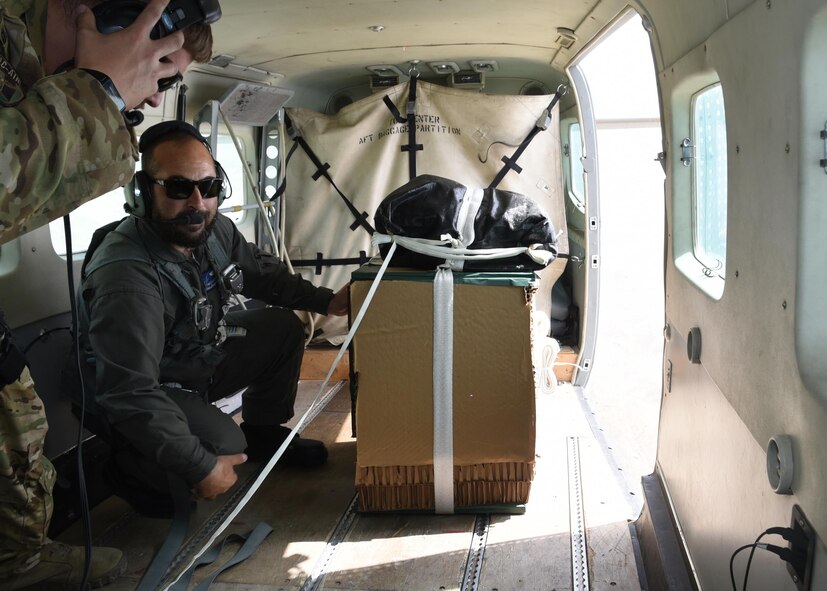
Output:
[0, 0, 213, 588]
[76, 120, 349, 514]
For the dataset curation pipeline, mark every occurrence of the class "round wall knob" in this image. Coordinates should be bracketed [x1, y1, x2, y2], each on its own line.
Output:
[766, 435, 794, 494]
[687, 326, 702, 364]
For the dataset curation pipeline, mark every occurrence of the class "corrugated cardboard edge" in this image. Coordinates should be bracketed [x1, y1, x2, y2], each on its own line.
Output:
[356, 461, 535, 511]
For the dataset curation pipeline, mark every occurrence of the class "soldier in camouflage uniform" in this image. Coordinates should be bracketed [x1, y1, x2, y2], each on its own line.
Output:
[0, 0, 213, 588]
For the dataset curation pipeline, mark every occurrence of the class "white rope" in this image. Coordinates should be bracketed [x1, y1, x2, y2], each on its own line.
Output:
[272, 114, 316, 344]
[371, 233, 555, 266]
[217, 105, 280, 257]
[534, 336, 561, 395]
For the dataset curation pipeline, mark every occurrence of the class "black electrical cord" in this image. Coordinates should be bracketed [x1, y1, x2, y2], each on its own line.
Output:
[741, 532, 768, 591]
[63, 215, 93, 591]
[733, 526, 801, 590]
[22, 326, 70, 356]
[730, 543, 756, 591]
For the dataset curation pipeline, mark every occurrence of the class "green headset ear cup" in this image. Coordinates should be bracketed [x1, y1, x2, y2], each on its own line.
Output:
[128, 170, 152, 218]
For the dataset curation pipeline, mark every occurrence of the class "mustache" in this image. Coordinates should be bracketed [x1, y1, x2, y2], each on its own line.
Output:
[154, 212, 206, 225]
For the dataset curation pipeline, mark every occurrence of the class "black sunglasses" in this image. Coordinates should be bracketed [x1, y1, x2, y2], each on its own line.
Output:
[150, 177, 223, 200]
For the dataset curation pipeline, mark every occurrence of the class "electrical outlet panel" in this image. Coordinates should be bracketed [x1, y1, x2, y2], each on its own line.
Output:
[787, 505, 815, 590]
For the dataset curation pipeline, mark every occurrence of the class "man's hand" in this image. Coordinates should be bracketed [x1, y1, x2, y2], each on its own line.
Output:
[191, 453, 247, 501]
[327, 285, 349, 316]
[73, 0, 185, 110]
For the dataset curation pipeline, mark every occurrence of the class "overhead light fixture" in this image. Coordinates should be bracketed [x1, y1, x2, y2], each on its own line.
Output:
[469, 60, 498, 73]
[428, 61, 460, 75]
[208, 54, 236, 68]
[367, 64, 405, 78]
[555, 27, 577, 49]
[449, 71, 485, 90]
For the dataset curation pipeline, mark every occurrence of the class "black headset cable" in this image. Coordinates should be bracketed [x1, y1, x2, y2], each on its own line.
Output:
[63, 214, 93, 591]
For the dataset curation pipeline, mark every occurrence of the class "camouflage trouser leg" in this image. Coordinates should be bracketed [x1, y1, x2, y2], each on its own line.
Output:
[0, 367, 55, 577]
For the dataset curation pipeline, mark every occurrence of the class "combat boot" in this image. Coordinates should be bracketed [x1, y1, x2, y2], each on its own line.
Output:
[241, 423, 328, 466]
[2, 541, 126, 590]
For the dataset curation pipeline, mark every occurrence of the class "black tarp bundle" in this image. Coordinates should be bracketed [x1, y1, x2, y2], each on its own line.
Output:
[374, 175, 558, 271]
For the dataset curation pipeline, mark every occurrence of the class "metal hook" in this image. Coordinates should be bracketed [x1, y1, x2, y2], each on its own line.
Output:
[408, 60, 421, 78]
[556, 83, 569, 96]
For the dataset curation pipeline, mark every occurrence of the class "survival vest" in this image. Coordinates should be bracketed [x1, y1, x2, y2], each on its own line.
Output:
[80, 217, 239, 372]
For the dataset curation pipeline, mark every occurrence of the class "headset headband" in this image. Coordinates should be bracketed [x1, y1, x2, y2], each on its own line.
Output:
[139, 120, 212, 155]
[128, 120, 228, 218]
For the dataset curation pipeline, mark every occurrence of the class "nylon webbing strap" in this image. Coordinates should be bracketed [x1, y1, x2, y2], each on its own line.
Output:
[382, 77, 423, 180]
[136, 474, 192, 591]
[169, 522, 273, 591]
[433, 266, 455, 514]
[292, 251, 371, 275]
[284, 114, 374, 235]
[403, 75, 423, 179]
[488, 86, 566, 190]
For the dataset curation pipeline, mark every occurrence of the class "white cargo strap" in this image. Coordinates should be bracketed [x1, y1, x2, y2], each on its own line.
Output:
[163, 242, 399, 591]
[451, 187, 484, 271]
[432, 266, 455, 514]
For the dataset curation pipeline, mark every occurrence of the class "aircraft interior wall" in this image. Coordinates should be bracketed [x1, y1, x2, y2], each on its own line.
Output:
[650, 0, 827, 587]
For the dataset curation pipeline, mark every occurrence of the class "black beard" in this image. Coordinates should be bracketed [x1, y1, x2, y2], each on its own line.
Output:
[149, 214, 217, 249]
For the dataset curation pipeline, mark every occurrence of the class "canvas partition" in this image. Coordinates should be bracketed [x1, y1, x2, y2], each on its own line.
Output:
[284, 80, 567, 341]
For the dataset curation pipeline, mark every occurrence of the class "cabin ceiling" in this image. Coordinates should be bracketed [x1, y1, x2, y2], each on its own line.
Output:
[188, 0, 747, 113]
[200, 0, 627, 91]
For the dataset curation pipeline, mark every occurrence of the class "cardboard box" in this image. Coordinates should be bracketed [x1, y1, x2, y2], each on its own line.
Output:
[350, 266, 537, 512]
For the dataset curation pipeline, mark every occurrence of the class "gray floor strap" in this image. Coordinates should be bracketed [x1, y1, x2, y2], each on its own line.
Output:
[171, 521, 273, 591]
[136, 474, 192, 591]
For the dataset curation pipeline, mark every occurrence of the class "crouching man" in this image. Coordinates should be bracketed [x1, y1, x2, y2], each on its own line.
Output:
[75, 120, 348, 516]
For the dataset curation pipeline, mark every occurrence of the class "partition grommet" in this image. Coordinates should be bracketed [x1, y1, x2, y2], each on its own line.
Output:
[687, 326, 702, 364]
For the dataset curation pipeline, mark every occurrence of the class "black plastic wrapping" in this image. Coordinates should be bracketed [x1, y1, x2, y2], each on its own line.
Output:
[374, 175, 558, 270]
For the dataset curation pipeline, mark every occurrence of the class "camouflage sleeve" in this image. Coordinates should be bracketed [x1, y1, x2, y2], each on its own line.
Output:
[0, 69, 137, 245]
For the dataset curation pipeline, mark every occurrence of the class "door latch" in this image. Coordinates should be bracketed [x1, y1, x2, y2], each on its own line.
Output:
[820, 122, 827, 174]
[680, 138, 694, 167]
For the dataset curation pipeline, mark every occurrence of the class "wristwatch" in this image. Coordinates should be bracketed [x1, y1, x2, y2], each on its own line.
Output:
[80, 68, 126, 112]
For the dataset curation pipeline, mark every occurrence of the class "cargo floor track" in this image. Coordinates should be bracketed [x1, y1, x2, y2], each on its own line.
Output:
[57, 381, 643, 590]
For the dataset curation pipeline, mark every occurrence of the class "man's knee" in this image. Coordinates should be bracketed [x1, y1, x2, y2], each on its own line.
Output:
[276, 309, 305, 348]
[166, 388, 246, 454]
[210, 420, 247, 456]
[226, 307, 305, 350]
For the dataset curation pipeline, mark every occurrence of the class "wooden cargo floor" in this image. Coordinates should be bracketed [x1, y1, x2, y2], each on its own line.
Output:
[58, 380, 643, 590]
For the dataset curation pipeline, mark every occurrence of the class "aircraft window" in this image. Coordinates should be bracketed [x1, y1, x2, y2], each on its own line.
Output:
[49, 134, 246, 256]
[568, 122, 586, 211]
[49, 187, 128, 257]
[215, 135, 245, 224]
[691, 83, 728, 278]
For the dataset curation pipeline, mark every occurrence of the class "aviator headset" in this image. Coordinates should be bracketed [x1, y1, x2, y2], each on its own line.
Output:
[127, 120, 230, 218]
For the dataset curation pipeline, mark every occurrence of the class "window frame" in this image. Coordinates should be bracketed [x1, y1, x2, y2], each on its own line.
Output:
[672, 77, 728, 301]
[689, 82, 728, 280]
